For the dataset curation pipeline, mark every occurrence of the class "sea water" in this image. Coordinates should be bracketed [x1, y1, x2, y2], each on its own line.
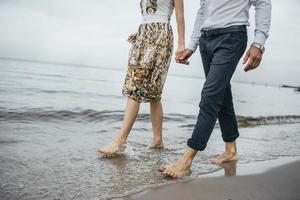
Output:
[0, 58, 300, 200]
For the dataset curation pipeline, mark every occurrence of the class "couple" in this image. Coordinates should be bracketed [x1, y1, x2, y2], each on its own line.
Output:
[97, 0, 271, 178]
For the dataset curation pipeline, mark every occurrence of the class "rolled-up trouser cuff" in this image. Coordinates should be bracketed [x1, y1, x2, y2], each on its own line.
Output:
[187, 138, 207, 151]
[223, 133, 239, 143]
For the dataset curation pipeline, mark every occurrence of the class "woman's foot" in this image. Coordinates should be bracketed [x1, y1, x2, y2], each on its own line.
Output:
[148, 140, 164, 149]
[96, 139, 126, 157]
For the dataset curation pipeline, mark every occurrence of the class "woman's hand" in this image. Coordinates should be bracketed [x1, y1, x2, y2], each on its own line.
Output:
[175, 45, 190, 65]
[175, 48, 193, 65]
[127, 33, 137, 44]
[175, 45, 185, 60]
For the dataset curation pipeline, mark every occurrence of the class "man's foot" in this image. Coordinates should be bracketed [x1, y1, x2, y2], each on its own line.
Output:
[213, 141, 238, 164]
[212, 152, 238, 165]
[96, 139, 126, 157]
[160, 157, 192, 178]
[148, 140, 164, 149]
[159, 148, 197, 178]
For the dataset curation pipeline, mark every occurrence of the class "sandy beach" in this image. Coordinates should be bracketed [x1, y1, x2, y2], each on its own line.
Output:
[126, 157, 300, 200]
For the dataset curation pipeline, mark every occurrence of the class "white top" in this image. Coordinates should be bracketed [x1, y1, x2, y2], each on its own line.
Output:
[140, 0, 174, 24]
[187, 0, 272, 52]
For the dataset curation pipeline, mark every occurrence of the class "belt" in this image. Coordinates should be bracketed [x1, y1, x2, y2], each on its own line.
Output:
[142, 15, 170, 24]
[201, 25, 247, 37]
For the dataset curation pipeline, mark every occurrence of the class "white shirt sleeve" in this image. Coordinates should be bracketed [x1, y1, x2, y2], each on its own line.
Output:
[187, 0, 207, 52]
[250, 0, 272, 46]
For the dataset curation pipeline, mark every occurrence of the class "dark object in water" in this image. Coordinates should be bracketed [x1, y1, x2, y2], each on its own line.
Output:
[281, 85, 300, 92]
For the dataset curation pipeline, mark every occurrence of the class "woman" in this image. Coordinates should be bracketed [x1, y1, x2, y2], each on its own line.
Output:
[97, 0, 185, 156]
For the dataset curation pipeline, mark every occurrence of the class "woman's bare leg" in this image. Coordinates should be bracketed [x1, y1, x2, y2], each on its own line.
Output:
[97, 97, 140, 155]
[148, 100, 164, 149]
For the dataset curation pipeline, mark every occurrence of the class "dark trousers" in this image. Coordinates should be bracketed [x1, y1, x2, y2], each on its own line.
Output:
[187, 25, 248, 151]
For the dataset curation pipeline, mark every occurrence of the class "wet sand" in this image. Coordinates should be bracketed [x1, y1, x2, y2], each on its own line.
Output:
[126, 158, 300, 200]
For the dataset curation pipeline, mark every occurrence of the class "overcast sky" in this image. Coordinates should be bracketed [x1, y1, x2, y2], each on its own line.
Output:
[0, 0, 299, 86]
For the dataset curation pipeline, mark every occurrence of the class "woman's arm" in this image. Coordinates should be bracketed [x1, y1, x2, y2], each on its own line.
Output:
[174, 0, 185, 54]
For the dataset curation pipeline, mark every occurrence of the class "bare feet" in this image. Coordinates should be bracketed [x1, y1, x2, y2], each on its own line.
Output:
[212, 152, 238, 165]
[148, 140, 164, 149]
[96, 139, 126, 157]
[212, 141, 238, 165]
[159, 148, 197, 178]
[159, 158, 192, 178]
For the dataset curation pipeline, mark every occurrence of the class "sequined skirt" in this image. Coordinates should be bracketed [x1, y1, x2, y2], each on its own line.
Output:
[122, 22, 174, 103]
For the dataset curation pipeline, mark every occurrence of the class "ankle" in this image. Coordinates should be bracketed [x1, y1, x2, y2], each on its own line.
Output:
[152, 136, 163, 143]
[115, 136, 126, 145]
[225, 141, 237, 154]
[182, 148, 197, 164]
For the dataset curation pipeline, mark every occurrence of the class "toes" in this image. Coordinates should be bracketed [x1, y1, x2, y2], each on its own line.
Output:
[170, 172, 177, 178]
[166, 171, 177, 178]
[158, 166, 167, 172]
[160, 164, 171, 172]
[212, 159, 219, 164]
[96, 147, 117, 158]
[163, 170, 171, 177]
[162, 168, 170, 176]
[163, 168, 177, 178]
[212, 159, 223, 165]
[96, 148, 104, 153]
[103, 153, 114, 158]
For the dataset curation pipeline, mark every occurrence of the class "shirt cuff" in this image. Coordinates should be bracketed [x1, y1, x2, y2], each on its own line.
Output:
[187, 40, 199, 52]
[253, 31, 268, 46]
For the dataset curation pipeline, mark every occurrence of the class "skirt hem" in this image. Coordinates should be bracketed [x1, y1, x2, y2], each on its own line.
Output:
[122, 91, 161, 103]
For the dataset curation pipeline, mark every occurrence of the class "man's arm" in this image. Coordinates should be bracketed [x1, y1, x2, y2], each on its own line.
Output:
[251, 0, 272, 46]
[186, 0, 207, 52]
[243, 0, 272, 72]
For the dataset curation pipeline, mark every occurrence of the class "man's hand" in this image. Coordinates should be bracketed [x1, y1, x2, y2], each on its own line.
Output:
[175, 49, 193, 65]
[243, 47, 263, 72]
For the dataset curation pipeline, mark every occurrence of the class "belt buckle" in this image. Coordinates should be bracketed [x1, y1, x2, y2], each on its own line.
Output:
[201, 30, 209, 37]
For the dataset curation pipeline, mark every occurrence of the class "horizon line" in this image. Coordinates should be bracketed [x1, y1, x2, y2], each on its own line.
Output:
[0, 56, 295, 88]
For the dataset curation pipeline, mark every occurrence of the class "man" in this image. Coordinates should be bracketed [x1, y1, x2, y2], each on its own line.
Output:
[160, 0, 272, 178]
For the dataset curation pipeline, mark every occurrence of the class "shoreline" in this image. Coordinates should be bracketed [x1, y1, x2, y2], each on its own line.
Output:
[1, 56, 299, 89]
[123, 157, 300, 200]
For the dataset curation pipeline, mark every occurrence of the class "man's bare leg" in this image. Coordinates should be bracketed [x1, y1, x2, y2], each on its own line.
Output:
[96, 98, 140, 156]
[160, 147, 198, 178]
[212, 141, 238, 165]
[148, 100, 164, 149]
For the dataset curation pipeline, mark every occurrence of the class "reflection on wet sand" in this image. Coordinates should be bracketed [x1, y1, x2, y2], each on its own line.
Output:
[99, 154, 128, 172]
[219, 161, 237, 176]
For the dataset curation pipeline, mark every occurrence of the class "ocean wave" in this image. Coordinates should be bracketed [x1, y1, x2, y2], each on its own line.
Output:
[0, 109, 300, 127]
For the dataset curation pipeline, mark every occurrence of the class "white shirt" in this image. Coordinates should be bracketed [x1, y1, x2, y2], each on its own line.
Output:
[187, 0, 272, 52]
[140, 0, 174, 24]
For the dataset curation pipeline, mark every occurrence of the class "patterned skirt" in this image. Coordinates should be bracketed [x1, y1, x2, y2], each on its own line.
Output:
[122, 22, 174, 103]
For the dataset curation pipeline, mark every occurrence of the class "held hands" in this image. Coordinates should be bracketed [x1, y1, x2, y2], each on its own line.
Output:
[175, 48, 193, 65]
[243, 47, 263, 72]
[127, 33, 137, 44]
